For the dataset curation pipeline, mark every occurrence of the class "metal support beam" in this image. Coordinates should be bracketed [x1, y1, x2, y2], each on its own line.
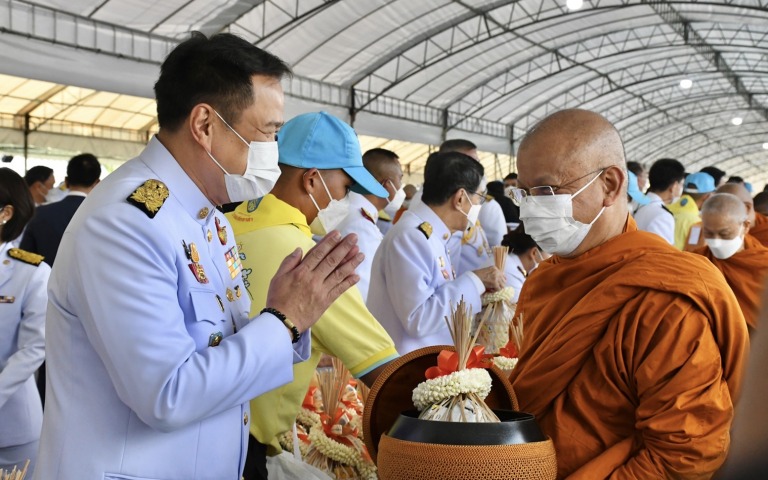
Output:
[644, 0, 768, 121]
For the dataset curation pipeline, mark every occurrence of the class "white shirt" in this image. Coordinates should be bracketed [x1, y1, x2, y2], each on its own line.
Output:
[367, 202, 484, 354]
[478, 199, 507, 247]
[336, 192, 383, 302]
[633, 192, 675, 245]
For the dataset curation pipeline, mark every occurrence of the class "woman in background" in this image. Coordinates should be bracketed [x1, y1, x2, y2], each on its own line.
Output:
[501, 224, 547, 302]
[0, 168, 49, 474]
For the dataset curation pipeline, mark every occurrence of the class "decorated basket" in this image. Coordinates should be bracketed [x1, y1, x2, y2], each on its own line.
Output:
[363, 345, 556, 480]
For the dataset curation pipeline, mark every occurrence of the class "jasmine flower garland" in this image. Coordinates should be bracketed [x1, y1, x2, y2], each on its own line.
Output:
[412, 368, 493, 412]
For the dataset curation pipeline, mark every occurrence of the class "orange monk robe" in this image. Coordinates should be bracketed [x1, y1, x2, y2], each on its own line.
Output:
[509, 216, 749, 480]
[693, 234, 768, 331]
[750, 213, 768, 247]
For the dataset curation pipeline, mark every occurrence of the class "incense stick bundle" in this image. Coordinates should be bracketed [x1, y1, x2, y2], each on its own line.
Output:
[0, 460, 30, 480]
[510, 314, 524, 355]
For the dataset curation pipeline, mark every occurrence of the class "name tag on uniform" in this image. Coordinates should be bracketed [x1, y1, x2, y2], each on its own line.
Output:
[0, 295, 15, 303]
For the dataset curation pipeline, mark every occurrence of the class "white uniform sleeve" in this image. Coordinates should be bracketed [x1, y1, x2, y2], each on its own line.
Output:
[0, 263, 49, 410]
[69, 209, 299, 432]
[384, 230, 482, 338]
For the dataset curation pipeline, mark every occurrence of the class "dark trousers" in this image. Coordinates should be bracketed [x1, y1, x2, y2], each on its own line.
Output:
[243, 434, 268, 480]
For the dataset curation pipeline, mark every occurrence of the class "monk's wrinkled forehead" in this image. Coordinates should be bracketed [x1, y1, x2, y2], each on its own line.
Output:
[716, 183, 753, 205]
[516, 109, 624, 187]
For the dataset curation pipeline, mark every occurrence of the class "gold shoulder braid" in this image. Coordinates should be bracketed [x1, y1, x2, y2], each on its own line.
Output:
[127, 179, 169, 218]
[8, 248, 44, 266]
[417, 221, 433, 239]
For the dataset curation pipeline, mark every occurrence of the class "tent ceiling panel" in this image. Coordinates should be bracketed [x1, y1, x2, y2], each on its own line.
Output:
[0, 0, 767, 181]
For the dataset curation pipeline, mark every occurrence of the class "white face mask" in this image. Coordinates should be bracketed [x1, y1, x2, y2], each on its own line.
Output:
[308, 171, 351, 236]
[705, 229, 744, 260]
[519, 170, 605, 256]
[206, 110, 282, 203]
[460, 190, 482, 230]
[383, 180, 406, 217]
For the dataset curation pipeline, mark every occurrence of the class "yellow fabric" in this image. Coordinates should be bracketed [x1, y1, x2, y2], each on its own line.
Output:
[227, 194, 398, 454]
[668, 194, 701, 250]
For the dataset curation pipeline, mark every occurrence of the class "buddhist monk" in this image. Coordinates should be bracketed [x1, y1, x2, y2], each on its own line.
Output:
[693, 193, 768, 332]
[715, 182, 768, 248]
[508, 109, 749, 479]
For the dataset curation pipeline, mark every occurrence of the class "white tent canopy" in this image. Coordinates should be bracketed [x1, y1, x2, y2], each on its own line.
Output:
[0, 0, 766, 185]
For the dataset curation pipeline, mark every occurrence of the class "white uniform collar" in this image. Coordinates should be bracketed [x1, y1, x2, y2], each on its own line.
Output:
[140, 136, 217, 225]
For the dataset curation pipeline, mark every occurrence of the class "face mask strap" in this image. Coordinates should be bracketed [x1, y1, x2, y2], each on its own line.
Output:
[571, 169, 605, 198]
[205, 149, 231, 176]
[213, 109, 249, 147]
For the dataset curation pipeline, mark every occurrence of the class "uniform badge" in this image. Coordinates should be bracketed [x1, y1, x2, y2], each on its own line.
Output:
[226, 288, 234, 302]
[235, 285, 242, 298]
[127, 179, 168, 219]
[224, 246, 242, 279]
[216, 294, 224, 312]
[215, 217, 228, 245]
[247, 199, 258, 212]
[189, 243, 200, 263]
[441, 269, 450, 280]
[208, 332, 223, 347]
[417, 222, 432, 239]
[438, 256, 446, 268]
[207, 230, 213, 242]
[0, 296, 15, 303]
[8, 248, 44, 266]
[189, 263, 209, 284]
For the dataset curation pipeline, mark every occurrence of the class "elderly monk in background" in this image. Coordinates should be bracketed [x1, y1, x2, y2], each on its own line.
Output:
[693, 193, 768, 333]
[508, 109, 749, 479]
[715, 182, 768, 248]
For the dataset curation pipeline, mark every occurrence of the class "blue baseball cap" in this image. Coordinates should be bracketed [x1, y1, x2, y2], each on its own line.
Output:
[627, 170, 650, 206]
[277, 111, 388, 198]
[683, 172, 715, 194]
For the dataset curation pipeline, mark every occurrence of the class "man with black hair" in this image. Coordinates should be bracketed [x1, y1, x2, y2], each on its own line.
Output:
[438, 139, 497, 272]
[633, 158, 685, 244]
[701, 166, 727, 188]
[21, 153, 101, 267]
[504, 172, 518, 188]
[367, 150, 506, 354]
[23, 166, 54, 206]
[34, 33, 364, 480]
[336, 147, 404, 301]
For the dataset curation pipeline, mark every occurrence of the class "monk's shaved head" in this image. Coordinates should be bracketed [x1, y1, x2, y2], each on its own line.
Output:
[520, 109, 627, 175]
[516, 109, 629, 257]
[716, 183, 755, 226]
[702, 193, 748, 222]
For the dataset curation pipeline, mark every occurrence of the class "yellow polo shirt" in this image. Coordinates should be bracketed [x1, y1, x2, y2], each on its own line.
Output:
[227, 194, 398, 454]
[668, 194, 701, 250]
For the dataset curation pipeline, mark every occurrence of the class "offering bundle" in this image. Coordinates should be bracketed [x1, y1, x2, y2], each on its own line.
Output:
[412, 299, 498, 423]
[286, 358, 376, 480]
[492, 316, 524, 375]
[476, 246, 517, 354]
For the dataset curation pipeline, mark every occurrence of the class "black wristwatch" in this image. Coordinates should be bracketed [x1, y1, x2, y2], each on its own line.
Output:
[261, 307, 301, 344]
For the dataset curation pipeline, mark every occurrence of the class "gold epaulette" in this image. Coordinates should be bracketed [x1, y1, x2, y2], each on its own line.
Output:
[417, 221, 432, 239]
[8, 248, 44, 266]
[127, 179, 169, 218]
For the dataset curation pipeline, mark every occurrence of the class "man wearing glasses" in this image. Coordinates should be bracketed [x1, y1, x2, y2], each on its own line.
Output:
[367, 150, 506, 354]
[508, 109, 748, 479]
